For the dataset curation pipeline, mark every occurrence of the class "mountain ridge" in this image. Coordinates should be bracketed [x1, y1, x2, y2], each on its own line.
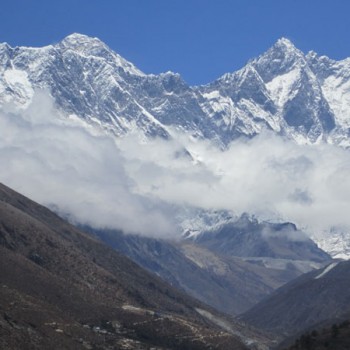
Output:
[1, 33, 350, 146]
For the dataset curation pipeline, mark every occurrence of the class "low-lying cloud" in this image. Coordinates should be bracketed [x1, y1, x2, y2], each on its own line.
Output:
[0, 92, 176, 236]
[1, 91, 350, 239]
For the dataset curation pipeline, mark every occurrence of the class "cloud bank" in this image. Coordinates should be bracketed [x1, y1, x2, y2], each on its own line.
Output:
[1, 91, 350, 238]
[0, 92, 175, 237]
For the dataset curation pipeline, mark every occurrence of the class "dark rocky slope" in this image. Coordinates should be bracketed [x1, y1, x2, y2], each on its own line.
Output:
[240, 260, 350, 337]
[0, 182, 268, 350]
[88, 227, 329, 316]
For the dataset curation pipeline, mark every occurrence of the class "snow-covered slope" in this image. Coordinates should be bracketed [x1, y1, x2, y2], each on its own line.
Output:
[312, 227, 350, 260]
[199, 38, 337, 144]
[0, 34, 349, 146]
[0, 33, 223, 144]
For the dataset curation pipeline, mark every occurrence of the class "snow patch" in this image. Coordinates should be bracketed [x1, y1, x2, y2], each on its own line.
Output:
[312, 229, 350, 260]
[202, 90, 221, 99]
[195, 308, 257, 347]
[322, 75, 350, 128]
[314, 262, 338, 280]
[266, 68, 300, 107]
[3, 69, 34, 106]
[195, 308, 234, 333]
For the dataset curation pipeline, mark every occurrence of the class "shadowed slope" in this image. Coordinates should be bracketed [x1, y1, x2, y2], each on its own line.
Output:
[0, 182, 259, 350]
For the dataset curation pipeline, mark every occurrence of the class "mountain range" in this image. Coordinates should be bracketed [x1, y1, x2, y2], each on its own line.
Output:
[1, 33, 350, 147]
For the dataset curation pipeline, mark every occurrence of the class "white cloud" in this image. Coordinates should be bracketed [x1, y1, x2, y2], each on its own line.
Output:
[1, 91, 350, 239]
[119, 129, 350, 236]
[0, 91, 176, 237]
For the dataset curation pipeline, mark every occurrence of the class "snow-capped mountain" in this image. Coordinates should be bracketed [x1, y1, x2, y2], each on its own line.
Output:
[1, 33, 350, 260]
[200, 38, 337, 144]
[1, 33, 350, 146]
[0, 33, 219, 142]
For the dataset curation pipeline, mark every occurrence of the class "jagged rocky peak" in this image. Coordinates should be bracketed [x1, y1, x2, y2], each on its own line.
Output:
[306, 49, 350, 82]
[269, 37, 302, 59]
[306, 50, 334, 74]
[306, 49, 319, 61]
[59, 33, 109, 52]
[158, 70, 188, 91]
[233, 64, 263, 85]
[0, 41, 10, 52]
[213, 37, 307, 99]
[274, 37, 297, 51]
[252, 37, 307, 83]
[0, 43, 12, 69]
[58, 33, 144, 76]
[306, 49, 350, 68]
[214, 63, 267, 96]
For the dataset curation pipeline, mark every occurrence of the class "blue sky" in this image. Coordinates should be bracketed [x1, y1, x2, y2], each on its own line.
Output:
[1, 0, 350, 85]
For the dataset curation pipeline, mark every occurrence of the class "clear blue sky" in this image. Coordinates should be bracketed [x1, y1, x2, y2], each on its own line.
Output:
[1, 0, 349, 85]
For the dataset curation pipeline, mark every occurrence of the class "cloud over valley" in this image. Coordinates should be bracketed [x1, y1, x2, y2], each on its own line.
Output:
[1, 92, 350, 239]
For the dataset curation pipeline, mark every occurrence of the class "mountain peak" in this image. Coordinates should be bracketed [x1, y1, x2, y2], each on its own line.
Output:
[58, 33, 144, 76]
[59, 33, 107, 51]
[267, 37, 304, 61]
[274, 37, 297, 51]
[250, 37, 306, 83]
[256, 37, 304, 66]
[64, 32, 94, 40]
